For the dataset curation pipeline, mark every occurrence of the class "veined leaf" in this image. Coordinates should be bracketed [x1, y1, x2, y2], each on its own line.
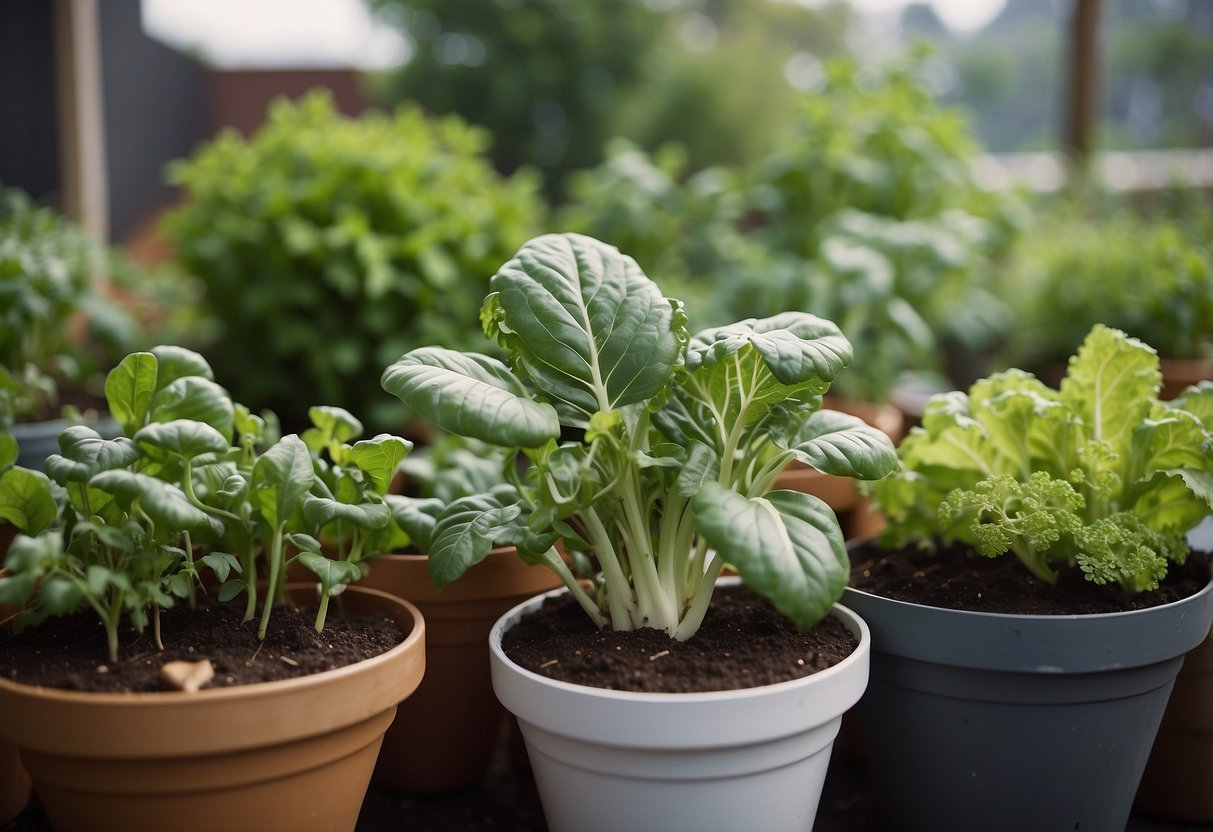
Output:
[302, 493, 391, 530]
[296, 552, 362, 592]
[686, 312, 852, 388]
[1060, 325, 1160, 454]
[386, 494, 444, 551]
[694, 484, 847, 630]
[134, 420, 230, 462]
[149, 345, 214, 390]
[382, 348, 559, 448]
[348, 434, 412, 494]
[251, 435, 315, 529]
[104, 351, 158, 435]
[44, 427, 141, 484]
[89, 470, 215, 532]
[774, 409, 899, 479]
[1172, 382, 1213, 432]
[428, 492, 523, 589]
[0, 467, 57, 534]
[675, 441, 720, 496]
[304, 405, 363, 452]
[149, 377, 235, 442]
[484, 233, 686, 424]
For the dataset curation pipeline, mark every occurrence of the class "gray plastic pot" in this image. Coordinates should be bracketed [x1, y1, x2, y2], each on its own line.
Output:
[842, 569, 1213, 832]
[13, 415, 120, 470]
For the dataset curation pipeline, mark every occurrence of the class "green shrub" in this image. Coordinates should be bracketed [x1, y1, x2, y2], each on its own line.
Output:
[164, 92, 545, 431]
[0, 187, 170, 422]
[999, 202, 1213, 367]
[735, 50, 1023, 401]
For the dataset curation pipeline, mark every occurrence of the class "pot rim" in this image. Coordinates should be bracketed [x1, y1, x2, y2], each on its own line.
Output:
[0, 583, 424, 705]
[489, 577, 870, 704]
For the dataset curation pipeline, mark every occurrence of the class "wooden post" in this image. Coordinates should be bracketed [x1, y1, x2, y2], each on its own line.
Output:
[53, 0, 109, 241]
[1064, 0, 1103, 162]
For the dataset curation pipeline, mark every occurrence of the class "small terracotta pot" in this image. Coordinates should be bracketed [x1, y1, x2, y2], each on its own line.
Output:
[0, 566, 31, 825]
[1160, 357, 1213, 401]
[360, 547, 563, 793]
[774, 398, 904, 539]
[0, 584, 425, 832]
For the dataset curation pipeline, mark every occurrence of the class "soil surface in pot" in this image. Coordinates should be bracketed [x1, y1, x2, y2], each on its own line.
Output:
[0, 600, 403, 693]
[849, 541, 1212, 615]
[503, 585, 857, 693]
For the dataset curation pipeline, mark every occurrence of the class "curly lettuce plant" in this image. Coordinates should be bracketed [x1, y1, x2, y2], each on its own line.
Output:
[870, 325, 1213, 592]
[382, 233, 898, 638]
[0, 347, 412, 662]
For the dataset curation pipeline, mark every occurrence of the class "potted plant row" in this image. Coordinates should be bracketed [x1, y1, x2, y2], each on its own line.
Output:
[0, 346, 425, 832]
[847, 324, 1213, 831]
[379, 232, 900, 831]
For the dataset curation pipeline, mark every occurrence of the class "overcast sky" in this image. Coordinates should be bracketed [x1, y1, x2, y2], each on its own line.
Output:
[142, 0, 1007, 70]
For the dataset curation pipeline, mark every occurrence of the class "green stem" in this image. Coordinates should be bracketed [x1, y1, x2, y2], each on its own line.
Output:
[675, 551, 725, 641]
[581, 507, 636, 630]
[533, 547, 609, 629]
[313, 588, 331, 632]
[183, 529, 196, 609]
[620, 476, 674, 629]
[182, 459, 242, 522]
[242, 548, 258, 622]
[258, 525, 285, 640]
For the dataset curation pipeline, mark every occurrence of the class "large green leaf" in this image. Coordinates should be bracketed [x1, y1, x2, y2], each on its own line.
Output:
[686, 313, 852, 387]
[89, 470, 214, 532]
[149, 377, 235, 441]
[0, 467, 57, 534]
[44, 426, 141, 484]
[251, 435, 315, 530]
[694, 484, 847, 629]
[427, 492, 523, 589]
[386, 494, 444, 551]
[348, 434, 412, 494]
[104, 351, 158, 435]
[382, 348, 559, 448]
[301, 494, 391, 530]
[134, 420, 230, 462]
[149, 345, 213, 390]
[773, 409, 899, 480]
[484, 233, 686, 423]
[1172, 382, 1213, 432]
[1060, 325, 1160, 454]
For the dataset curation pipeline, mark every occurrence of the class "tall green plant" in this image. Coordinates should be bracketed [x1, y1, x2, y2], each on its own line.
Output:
[382, 233, 898, 639]
[164, 92, 544, 430]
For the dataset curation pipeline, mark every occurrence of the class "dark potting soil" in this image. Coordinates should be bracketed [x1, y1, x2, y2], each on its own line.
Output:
[849, 540, 1213, 615]
[502, 585, 857, 693]
[0, 599, 403, 693]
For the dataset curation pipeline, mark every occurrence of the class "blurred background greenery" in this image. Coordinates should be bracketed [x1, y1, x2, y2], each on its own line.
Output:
[0, 0, 1209, 436]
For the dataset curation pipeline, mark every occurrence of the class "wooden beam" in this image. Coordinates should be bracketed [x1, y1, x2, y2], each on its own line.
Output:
[53, 0, 109, 241]
[1064, 0, 1103, 161]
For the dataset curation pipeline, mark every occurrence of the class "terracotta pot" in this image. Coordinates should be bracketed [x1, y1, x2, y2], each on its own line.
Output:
[360, 547, 562, 793]
[1160, 356, 1213, 401]
[0, 566, 30, 825]
[773, 398, 904, 539]
[0, 584, 425, 832]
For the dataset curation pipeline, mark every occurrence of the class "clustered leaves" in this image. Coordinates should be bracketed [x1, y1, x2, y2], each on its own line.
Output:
[871, 325, 1213, 592]
[382, 233, 898, 639]
[0, 347, 412, 662]
[164, 91, 545, 430]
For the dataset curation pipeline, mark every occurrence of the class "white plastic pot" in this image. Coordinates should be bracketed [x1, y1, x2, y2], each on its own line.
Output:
[488, 580, 871, 832]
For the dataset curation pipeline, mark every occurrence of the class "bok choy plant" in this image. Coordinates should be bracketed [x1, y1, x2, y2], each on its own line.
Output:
[869, 324, 1213, 592]
[382, 233, 898, 639]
